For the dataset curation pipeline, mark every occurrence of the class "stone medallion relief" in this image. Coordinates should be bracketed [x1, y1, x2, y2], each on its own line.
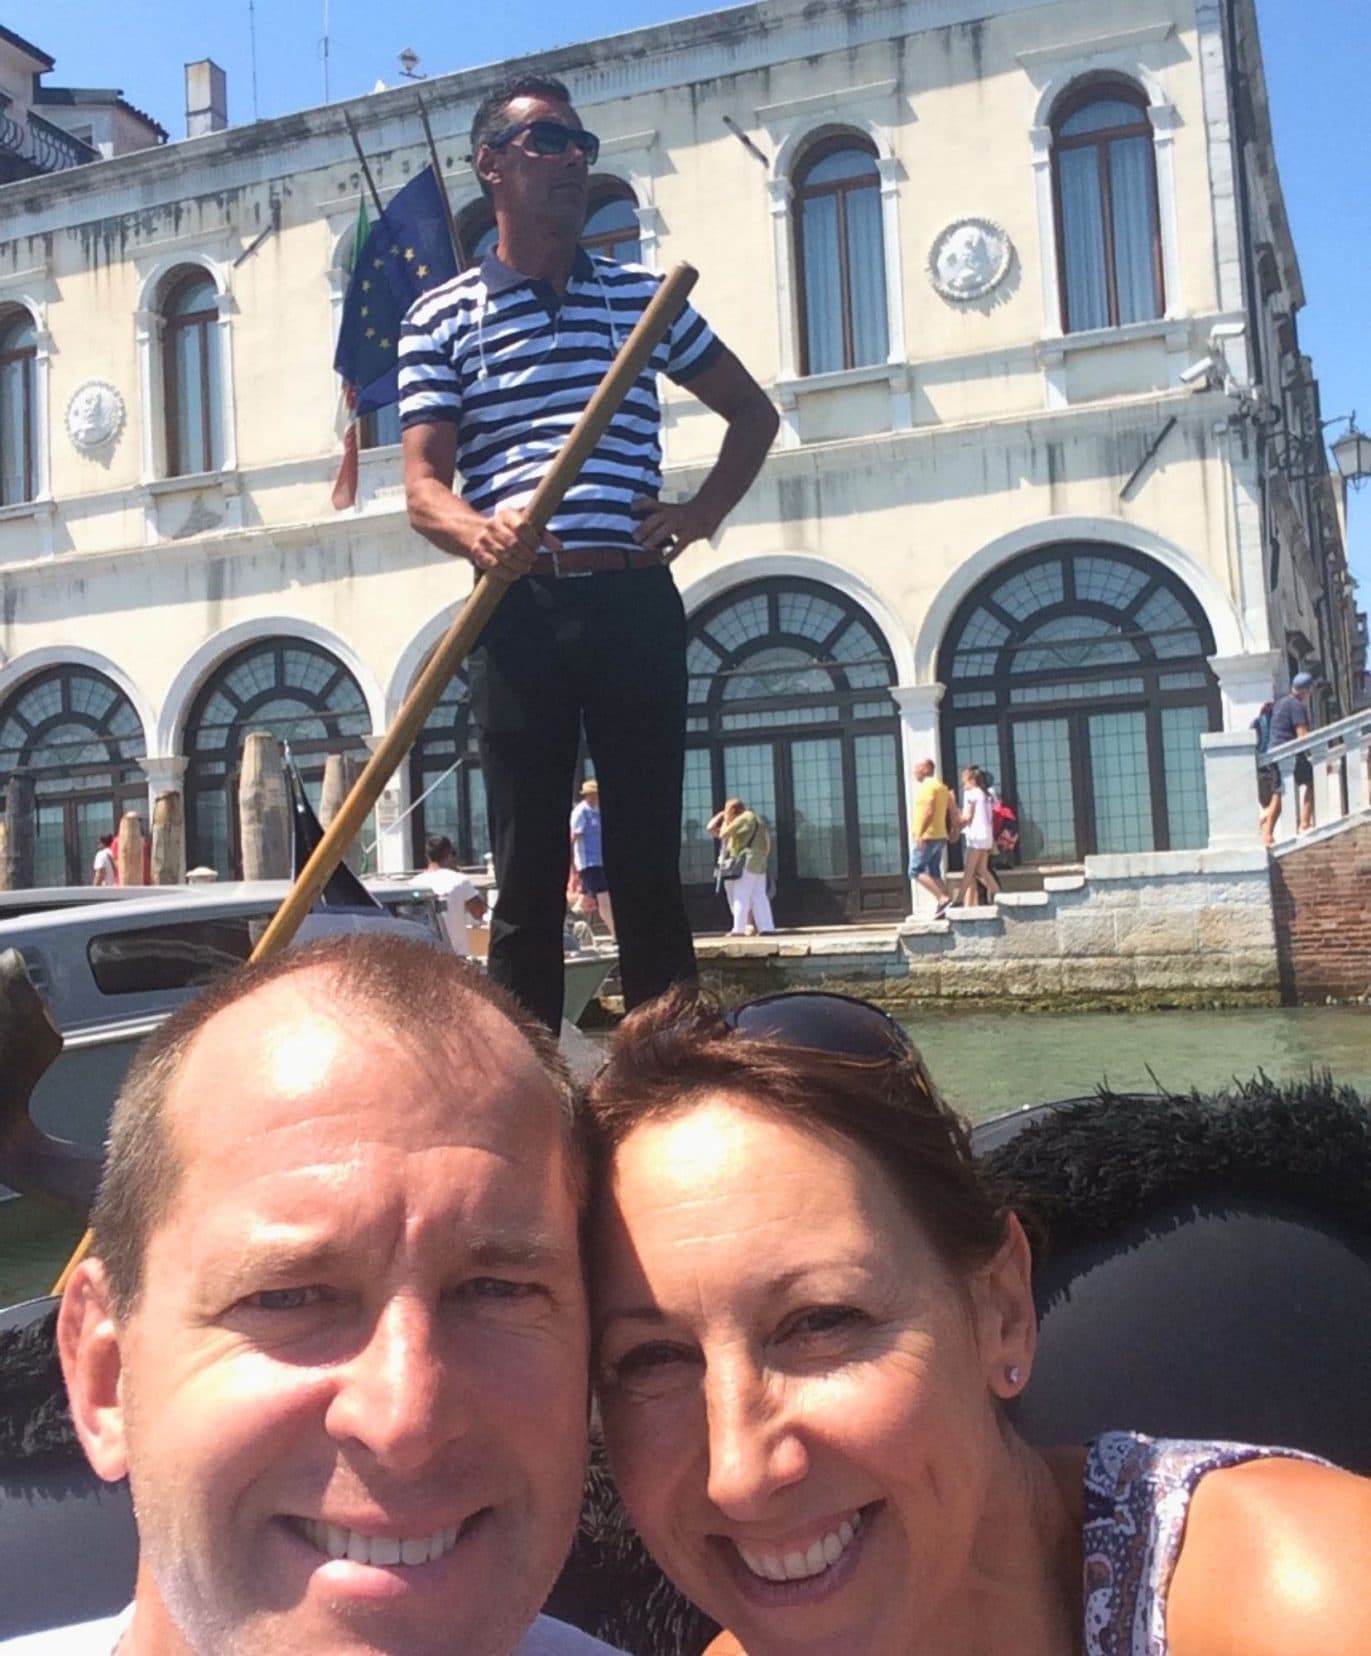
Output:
[65, 380, 126, 451]
[928, 218, 1014, 303]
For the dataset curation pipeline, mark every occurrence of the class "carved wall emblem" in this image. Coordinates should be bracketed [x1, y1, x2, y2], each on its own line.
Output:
[928, 218, 1013, 302]
[66, 380, 126, 451]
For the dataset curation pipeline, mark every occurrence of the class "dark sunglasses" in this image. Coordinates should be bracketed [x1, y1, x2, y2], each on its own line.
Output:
[484, 119, 601, 166]
[722, 991, 910, 1067]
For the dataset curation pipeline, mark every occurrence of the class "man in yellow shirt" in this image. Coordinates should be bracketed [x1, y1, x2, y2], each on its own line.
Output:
[908, 759, 958, 919]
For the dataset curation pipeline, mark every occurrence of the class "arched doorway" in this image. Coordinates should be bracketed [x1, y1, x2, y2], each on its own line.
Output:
[407, 666, 488, 867]
[182, 639, 372, 875]
[0, 665, 148, 885]
[937, 545, 1219, 862]
[683, 579, 906, 929]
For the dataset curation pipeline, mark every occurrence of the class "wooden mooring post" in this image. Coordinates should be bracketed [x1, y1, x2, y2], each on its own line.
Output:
[151, 791, 185, 885]
[319, 753, 364, 873]
[116, 811, 145, 886]
[239, 733, 290, 880]
[3, 773, 35, 890]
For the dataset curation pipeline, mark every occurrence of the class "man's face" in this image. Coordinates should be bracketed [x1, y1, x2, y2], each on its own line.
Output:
[79, 976, 588, 1656]
[915, 762, 933, 782]
[479, 95, 590, 237]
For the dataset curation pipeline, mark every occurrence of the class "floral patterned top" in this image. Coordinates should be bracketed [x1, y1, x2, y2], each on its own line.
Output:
[1081, 1431, 1324, 1654]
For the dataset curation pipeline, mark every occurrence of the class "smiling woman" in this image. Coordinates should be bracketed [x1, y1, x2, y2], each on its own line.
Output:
[584, 990, 1371, 1656]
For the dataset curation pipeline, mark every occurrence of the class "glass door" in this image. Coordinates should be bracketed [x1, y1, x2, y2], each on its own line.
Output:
[783, 736, 848, 926]
[1011, 718, 1077, 863]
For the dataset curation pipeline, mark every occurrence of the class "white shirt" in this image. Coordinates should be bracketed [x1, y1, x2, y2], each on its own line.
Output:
[963, 785, 995, 850]
[411, 865, 482, 956]
[0, 1610, 623, 1653]
[91, 847, 117, 885]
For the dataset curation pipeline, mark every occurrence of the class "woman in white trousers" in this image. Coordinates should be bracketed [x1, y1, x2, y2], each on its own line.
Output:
[706, 798, 776, 935]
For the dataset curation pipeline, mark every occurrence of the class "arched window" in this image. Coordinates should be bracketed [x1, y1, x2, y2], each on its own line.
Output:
[1052, 81, 1163, 333]
[162, 268, 223, 476]
[583, 181, 641, 263]
[182, 639, 372, 875]
[938, 546, 1218, 862]
[407, 666, 488, 866]
[793, 135, 888, 375]
[0, 666, 147, 886]
[683, 580, 905, 928]
[0, 307, 38, 505]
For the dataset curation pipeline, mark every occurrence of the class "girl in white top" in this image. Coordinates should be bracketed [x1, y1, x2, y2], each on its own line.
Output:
[959, 765, 1001, 908]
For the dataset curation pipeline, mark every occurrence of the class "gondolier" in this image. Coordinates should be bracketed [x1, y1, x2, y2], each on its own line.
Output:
[399, 73, 777, 1031]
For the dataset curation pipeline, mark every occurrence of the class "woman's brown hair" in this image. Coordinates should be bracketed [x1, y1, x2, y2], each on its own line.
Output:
[584, 987, 1012, 1276]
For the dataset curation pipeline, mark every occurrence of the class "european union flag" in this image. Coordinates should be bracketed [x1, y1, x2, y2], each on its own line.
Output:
[333, 166, 458, 415]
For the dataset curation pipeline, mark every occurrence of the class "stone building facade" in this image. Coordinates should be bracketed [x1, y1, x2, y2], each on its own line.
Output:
[0, 0, 1359, 928]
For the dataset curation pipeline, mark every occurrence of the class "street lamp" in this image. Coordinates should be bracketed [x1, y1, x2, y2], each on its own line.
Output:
[1330, 419, 1371, 491]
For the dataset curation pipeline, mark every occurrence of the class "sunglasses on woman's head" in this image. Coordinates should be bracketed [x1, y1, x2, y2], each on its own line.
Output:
[722, 991, 911, 1066]
[484, 119, 601, 166]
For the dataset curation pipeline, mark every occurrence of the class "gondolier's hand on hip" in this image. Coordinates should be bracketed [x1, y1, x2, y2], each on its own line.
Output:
[469, 507, 563, 583]
[631, 494, 719, 562]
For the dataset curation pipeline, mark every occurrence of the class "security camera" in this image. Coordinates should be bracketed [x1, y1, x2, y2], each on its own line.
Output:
[1180, 356, 1217, 389]
[1210, 320, 1247, 344]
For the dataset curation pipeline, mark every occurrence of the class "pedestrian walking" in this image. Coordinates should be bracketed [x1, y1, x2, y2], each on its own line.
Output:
[1266, 673, 1318, 835]
[907, 758, 958, 920]
[959, 765, 1001, 907]
[707, 797, 775, 936]
[399, 72, 777, 1030]
[569, 778, 615, 938]
[90, 832, 118, 887]
[1251, 700, 1282, 847]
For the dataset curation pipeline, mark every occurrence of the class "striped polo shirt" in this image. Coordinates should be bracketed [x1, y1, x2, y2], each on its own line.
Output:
[397, 247, 723, 555]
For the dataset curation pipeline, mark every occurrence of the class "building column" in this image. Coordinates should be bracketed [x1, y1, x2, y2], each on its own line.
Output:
[1208, 649, 1282, 729]
[891, 683, 945, 920]
[1199, 730, 1261, 849]
[365, 733, 410, 875]
[138, 755, 189, 874]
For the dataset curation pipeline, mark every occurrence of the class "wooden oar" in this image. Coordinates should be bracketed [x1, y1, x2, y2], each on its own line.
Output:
[50, 261, 698, 1293]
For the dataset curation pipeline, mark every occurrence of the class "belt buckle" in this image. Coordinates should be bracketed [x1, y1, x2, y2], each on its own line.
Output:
[550, 546, 593, 580]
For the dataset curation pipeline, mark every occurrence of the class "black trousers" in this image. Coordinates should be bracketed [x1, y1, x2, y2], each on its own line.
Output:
[469, 565, 697, 1031]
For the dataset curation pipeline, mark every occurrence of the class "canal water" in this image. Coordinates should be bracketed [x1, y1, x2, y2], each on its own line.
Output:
[2, 1005, 1368, 1308]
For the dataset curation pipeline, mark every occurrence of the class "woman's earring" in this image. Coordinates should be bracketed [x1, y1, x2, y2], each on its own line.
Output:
[1006, 1364, 1022, 1387]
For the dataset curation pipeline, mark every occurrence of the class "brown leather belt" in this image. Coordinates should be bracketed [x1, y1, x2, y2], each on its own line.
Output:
[534, 547, 666, 577]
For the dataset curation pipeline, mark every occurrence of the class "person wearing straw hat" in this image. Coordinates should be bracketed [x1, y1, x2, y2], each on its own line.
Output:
[399, 74, 777, 1031]
[569, 778, 614, 939]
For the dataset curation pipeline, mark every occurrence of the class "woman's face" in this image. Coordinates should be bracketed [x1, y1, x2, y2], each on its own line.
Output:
[593, 1094, 1033, 1656]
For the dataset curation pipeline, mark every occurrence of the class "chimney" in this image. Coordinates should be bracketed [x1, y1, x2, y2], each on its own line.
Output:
[185, 60, 228, 138]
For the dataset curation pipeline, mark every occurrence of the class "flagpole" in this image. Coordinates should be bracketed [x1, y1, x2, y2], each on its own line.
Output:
[416, 93, 466, 269]
[343, 109, 386, 219]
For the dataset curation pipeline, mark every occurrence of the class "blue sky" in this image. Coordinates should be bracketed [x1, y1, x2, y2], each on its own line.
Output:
[9, 0, 1369, 593]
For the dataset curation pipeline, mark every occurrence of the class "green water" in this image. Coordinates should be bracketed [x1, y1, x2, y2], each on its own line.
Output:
[3, 1006, 1368, 1307]
[902, 1005, 1371, 1123]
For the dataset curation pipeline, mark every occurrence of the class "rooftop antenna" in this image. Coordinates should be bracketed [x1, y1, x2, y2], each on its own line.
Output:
[247, 0, 260, 120]
[321, 0, 331, 103]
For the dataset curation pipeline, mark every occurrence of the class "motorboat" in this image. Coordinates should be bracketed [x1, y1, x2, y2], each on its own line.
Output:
[0, 879, 615, 1200]
[0, 880, 446, 1162]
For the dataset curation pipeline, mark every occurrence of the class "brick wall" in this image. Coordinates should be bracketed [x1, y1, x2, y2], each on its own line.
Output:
[1270, 819, 1371, 1003]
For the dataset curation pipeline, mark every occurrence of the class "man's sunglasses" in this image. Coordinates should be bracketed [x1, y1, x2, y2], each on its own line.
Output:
[483, 119, 601, 166]
[722, 991, 911, 1067]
